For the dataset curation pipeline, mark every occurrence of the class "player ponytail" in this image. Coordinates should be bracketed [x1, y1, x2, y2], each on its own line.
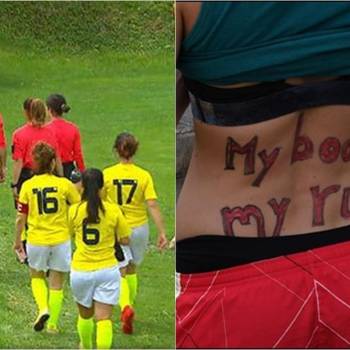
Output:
[23, 97, 34, 121]
[81, 168, 105, 224]
[46, 94, 71, 117]
[114, 132, 139, 160]
[30, 98, 49, 126]
[32, 142, 57, 174]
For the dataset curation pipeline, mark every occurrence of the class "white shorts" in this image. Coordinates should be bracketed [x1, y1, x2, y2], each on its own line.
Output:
[27, 240, 71, 272]
[70, 265, 120, 308]
[129, 223, 149, 266]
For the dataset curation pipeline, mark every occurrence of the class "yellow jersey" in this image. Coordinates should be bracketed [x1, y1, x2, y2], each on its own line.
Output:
[18, 173, 80, 245]
[103, 163, 157, 227]
[69, 201, 131, 271]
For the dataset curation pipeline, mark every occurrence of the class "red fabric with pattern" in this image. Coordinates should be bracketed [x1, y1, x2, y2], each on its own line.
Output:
[176, 240, 350, 348]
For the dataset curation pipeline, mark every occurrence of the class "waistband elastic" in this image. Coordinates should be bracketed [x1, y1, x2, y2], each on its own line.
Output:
[176, 225, 350, 273]
[185, 76, 350, 126]
[178, 239, 350, 289]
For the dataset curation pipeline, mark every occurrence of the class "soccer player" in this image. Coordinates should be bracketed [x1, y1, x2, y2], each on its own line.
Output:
[14, 142, 80, 333]
[11, 98, 63, 202]
[0, 113, 7, 182]
[46, 94, 85, 179]
[69, 168, 131, 349]
[103, 132, 168, 334]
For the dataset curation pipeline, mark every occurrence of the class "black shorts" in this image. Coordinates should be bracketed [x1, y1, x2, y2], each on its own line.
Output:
[63, 161, 76, 179]
[14, 167, 33, 209]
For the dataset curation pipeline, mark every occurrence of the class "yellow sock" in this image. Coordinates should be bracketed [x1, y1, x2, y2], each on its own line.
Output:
[96, 320, 112, 349]
[119, 277, 130, 310]
[77, 316, 94, 349]
[31, 278, 48, 314]
[47, 289, 63, 329]
[126, 274, 138, 305]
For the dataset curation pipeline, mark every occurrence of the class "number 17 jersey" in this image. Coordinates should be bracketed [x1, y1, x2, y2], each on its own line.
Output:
[103, 163, 157, 228]
[18, 173, 81, 245]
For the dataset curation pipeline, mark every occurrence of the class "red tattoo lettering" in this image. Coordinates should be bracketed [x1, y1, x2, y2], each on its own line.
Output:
[310, 185, 341, 226]
[267, 198, 291, 237]
[225, 136, 257, 175]
[341, 187, 350, 219]
[252, 147, 281, 187]
[319, 137, 341, 164]
[341, 139, 350, 162]
[291, 114, 314, 164]
[221, 205, 265, 237]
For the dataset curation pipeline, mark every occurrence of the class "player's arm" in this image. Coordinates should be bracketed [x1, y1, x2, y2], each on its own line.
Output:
[144, 173, 168, 250]
[11, 132, 23, 198]
[14, 212, 26, 251]
[12, 159, 23, 199]
[146, 199, 168, 250]
[14, 194, 28, 259]
[73, 128, 85, 172]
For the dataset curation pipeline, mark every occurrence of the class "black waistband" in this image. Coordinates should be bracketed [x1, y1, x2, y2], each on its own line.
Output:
[185, 76, 350, 126]
[176, 226, 350, 273]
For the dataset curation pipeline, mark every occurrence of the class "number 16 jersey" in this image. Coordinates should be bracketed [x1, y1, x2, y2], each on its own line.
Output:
[103, 163, 157, 228]
[18, 173, 81, 245]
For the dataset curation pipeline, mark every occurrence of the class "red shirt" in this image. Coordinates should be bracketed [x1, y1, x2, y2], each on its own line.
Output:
[50, 117, 85, 171]
[12, 123, 60, 169]
[0, 114, 6, 148]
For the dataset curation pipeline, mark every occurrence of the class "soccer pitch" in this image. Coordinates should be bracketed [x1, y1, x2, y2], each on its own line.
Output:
[0, 47, 175, 349]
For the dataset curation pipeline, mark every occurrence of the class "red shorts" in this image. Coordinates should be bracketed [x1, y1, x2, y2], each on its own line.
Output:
[176, 240, 350, 348]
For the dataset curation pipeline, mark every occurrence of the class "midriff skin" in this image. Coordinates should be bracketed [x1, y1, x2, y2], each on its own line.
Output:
[177, 102, 350, 240]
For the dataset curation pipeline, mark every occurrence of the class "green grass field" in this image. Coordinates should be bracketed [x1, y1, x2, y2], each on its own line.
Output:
[0, 16, 174, 350]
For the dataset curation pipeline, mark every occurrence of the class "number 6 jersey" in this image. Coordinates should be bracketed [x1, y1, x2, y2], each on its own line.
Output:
[103, 163, 157, 228]
[18, 173, 81, 245]
[68, 201, 131, 271]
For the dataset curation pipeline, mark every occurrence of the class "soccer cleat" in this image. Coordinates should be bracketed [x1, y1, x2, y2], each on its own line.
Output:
[121, 306, 134, 334]
[33, 311, 50, 332]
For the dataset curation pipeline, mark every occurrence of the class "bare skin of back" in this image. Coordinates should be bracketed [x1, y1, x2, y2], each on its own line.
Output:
[176, 2, 350, 240]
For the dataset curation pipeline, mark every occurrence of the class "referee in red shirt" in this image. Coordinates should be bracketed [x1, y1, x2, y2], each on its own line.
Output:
[0, 113, 6, 183]
[11, 98, 63, 201]
[46, 94, 85, 179]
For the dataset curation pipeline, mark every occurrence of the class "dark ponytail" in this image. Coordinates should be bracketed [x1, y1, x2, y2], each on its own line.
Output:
[46, 93, 71, 116]
[81, 168, 105, 223]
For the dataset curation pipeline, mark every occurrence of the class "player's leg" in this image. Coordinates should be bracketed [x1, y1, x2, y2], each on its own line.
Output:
[27, 243, 50, 331]
[126, 263, 137, 305]
[77, 303, 94, 350]
[47, 240, 71, 333]
[94, 265, 120, 345]
[118, 246, 135, 333]
[94, 302, 114, 349]
[30, 268, 50, 331]
[127, 223, 150, 304]
[47, 270, 65, 333]
[70, 269, 95, 349]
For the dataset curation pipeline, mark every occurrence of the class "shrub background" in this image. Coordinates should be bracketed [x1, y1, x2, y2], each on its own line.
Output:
[0, 2, 173, 53]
